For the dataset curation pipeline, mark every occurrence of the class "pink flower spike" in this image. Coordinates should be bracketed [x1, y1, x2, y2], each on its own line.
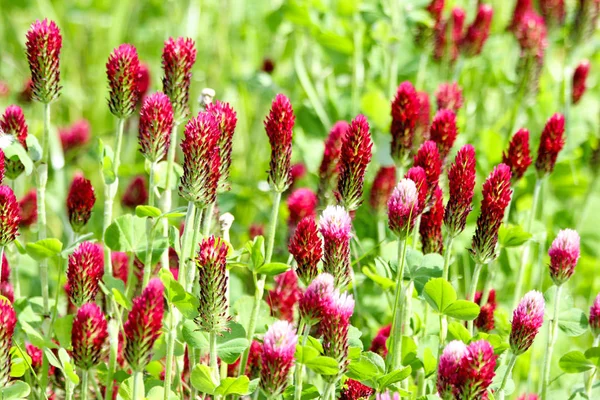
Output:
[413, 140, 443, 207]
[510, 290, 545, 355]
[265, 94, 295, 193]
[319, 205, 352, 288]
[260, 320, 298, 397]
[25, 19, 62, 103]
[370, 166, 397, 214]
[321, 291, 355, 374]
[0, 186, 20, 246]
[287, 188, 318, 228]
[503, 129, 532, 182]
[18, 189, 37, 228]
[461, 5, 494, 57]
[122, 176, 148, 208]
[572, 60, 590, 105]
[474, 289, 497, 332]
[517, 395, 540, 400]
[445, 144, 476, 236]
[437, 340, 468, 398]
[72, 303, 109, 370]
[106, 44, 141, 118]
[509, 0, 533, 32]
[267, 270, 302, 322]
[206, 101, 238, 191]
[318, 121, 349, 206]
[390, 81, 419, 165]
[435, 82, 464, 113]
[429, 109, 458, 161]
[376, 391, 400, 400]
[548, 229, 580, 285]
[589, 293, 600, 337]
[1, 106, 29, 180]
[60, 119, 91, 154]
[66, 242, 104, 307]
[138, 92, 174, 163]
[162, 37, 197, 122]
[420, 185, 444, 254]
[0, 298, 16, 387]
[458, 340, 497, 399]
[415, 91, 431, 144]
[289, 216, 323, 285]
[298, 273, 335, 325]
[540, 0, 566, 28]
[387, 179, 419, 238]
[405, 166, 428, 214]
[67, 174, 96, 233]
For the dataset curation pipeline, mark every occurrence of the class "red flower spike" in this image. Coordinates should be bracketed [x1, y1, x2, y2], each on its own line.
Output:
[298, 273, 335, 325]
[427, 0, 445, 22]
[405, 166, 428, 214]
[1, 105, 29, 180]
[60, 119, 91, 154]
[572, 60, 591, 105]
[510, 290, 545, 355]
[432, 20, 448, 62]
[457, 340, 497, 399]
[388, 179, 420, 239]
[106, 44, 141, 118]
[265, 94, 295, 193]
[0, 186, 20, 246]
[369, 324, 391, 357]
[321, 291, 354, 376]
[25, 19, 62, 103]
[474, 289, 497, 332]
[420, 186, 444, 254]
[249, 224, 265, 240]
[179, 112, 221, 207]
[589, 293, 600, 337]
[516, 11, 548, 58]
[0, 283, 13, 304]
[461, 5, 494, 57]
[246, 340, 263, 378]
[1, 254, 8, 284]
[445, 144, 476, 236]
[517, 395, 540, 400]
[0, 299, 16, 387]
[267, 270, 302, 322]
[260, 321, 298, 397]
[415, 91, 431, 145]
[112, 252, 129, 285]
[138, 92, 174, 163]
[72, 303, 109, 370]
[390, 82, 419, 165]
[67, 242, 104, 307]
[340, 379, 375, 400]
[318, 121, 349, 206]
[289, 217, 323, 285]
[26, 344, 44, 372]
[429, 109, 458, 161]
[370, 166, 397, 214]
[450, 8, 467, 61]
[540, 0, 566, 27]
[67, 174, 96, 233]
[503, 129, 532, 182]
[437, 340, 468, 398]
[509, 0, 533, 32]
[319, 206, 353, 289]
[535, 113, 565, 176]
[122, 176, 148, 208]
[0, 150, 4, 184]
[290, 162, 306, 188]
[287, 188, 318, 228]
[435, 82, 464, 113]
[162, 37, 197, 123]
[470, 164, 513, 264]
[206, 101, 238, 191]
[195, 236, 230, 333]
[548, 229, 580, 285]
[124, 278, 164, 371]
[18, 189, 37, 228]
[413, 140, 443, 208]
[137, 63, 151, 98]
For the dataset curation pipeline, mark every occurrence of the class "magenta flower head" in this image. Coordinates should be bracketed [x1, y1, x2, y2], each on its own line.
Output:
[71, 303, 109, 370]
[509, 0, 533, 32]
[426, 0, 445, 22]
[162, 37, 197, 123]
[106, 44, 141, 118]
[206, 101, 237, 191]
[340, 379, 375, 400]
[195, 236, 229, 333]
[318, 121, 349, 206]
[413, 140, 443, 207]
[321, 291, 355, 374]
[137, 63, 151, 98]
[0, 298, 16, 387]
[138, 92, 174, 163]
[376, 391, 400, 400]
[267, 270, 302, 322]
[572, 60, 590, 105]
[18, 189, 37, 228]
[437, 340, 468, 398]
[510, 290, 545, 355]
[420, 186, 444, 254]
[387, 179, 419, 238]
[517, 395, 540, 400]
[474, 289, 497, 332]
[503, 129, 532, 182]
[390, 81, 419, 165]
[265, 94, 295, 193]
[435, 82, 464, 113]
[67, 242, 104, 307]
[370, 324, 391, 357]
[370, 166, 397, 214]
[124, 278, 164, 371]
[66, 174, 96, 233]
[589, 293, 600, 337]
[535, 113, 565, 177]
[122, 176, 148, 208]
[337, 115, 373, 211]
[0, 151, 4, 184]
[445, 144, 476, 237]
[299, 273, 335, 325]
[1, 254, 9, 284]
[470, 164, 513, 264]
[1, 105, 29, 180]
[319, 205, 352, 289]
[461, 5, 494, 57]
[415, 91, 431, 143]
[405, 166, 428, 214]
[260, 320, 298, 397]
[112, 252, 129, 285]
[0, 186, 20, 247]
[516, 11, 548, 58]
[429, 109, 458, 161]
[548, 228, 580, 285]
[25, 19, 62, 103]
[60, 119, 91, 154]
[289, 216, 323, 285]
[540, 0, 566, 27]
[179, 112, 221, 207]
[457, 340, 497, 399]
[287, 188, 318, 228]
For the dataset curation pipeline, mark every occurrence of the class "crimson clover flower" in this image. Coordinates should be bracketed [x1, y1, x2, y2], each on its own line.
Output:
[435, 82, 463, 113]
[503, 129, 532, 182]
[318, 121, 349, 206]
[287, 188, 318, 228]
[390, 81, 419, 165]
[289, 216, 323, 285]
[196, 236, 230, 333]
[461, 5, 494, 57]
[1, 105, 28, 180]
[420, 185, 444, 254]
[25, 19, 62, 103]
[298, 273, 335, 325]
[535, 113, 565, 177]
[106, 44, 141, 118]
[0, 186, 21, 246]
[267, 270, 302, 322]
[444, 144, 476, 237]
[138, 92, 174, 163]
[162, 37, 197, 123]
[265, 94, 295, 193]
[572, 60, 591, 105]
[0, 298, 16, 387]
[66, 242, 104, 307]
[548, 228, 580, 285]
[259, 320, 298, 397]
[67, 174, 96, 233]
[510, 290, 545, 355]
[72, 303, 109, 370]
[370, 166, 396, 215]
[429, 109, 458, 162]
[387, 179, 420, 238]
[589, 293, 600, 337]
[319, 205, 352, 289]
[206, 101, 237, 191]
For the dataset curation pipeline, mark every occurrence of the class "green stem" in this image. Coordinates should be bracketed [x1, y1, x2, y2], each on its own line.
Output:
[186, 207, 204, 292]
[442, 235, 454, 281]
[38, 103, 51, 316]
[163, 305, 176, 399]
[132, 370, 142, 400]
[388, 237, 409, 371]
[65, 379, 74, 400]
[210, 331, 220, 385]
[541, 285, 563, 399]
[177, 202, 197, 290]
[203, 202, 215, 237]
[415, 50, 430, 90]
[412, 215, 421, 249]
[497, 353, 517, 400]
[105, 320, 119, 400]
[323, 381, 336, 400]
[376, 216, 386, 250]
[160, 123, 180, 273]
[190, 348, 198, 400]
[143, 162, 157, 287]
[585, 336, 600, 397]
[294, 322, 310, 400]
[467, 262, 484, 334]
[81, 369, 89, 400]
[148, 161, 157, 208]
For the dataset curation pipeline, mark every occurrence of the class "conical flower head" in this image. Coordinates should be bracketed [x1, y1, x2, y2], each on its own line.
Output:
[67, 174, 96, 233]
[287, 188, 317, 228]
[429, 109, 458, 161]
[413, 140, 443, 208]
[124, 278, 164, 371]
[369, 324, 391, 357]
[179, 112, 221, 206]
[405, 166, 428, 214]
[370, 166, 397, 214]
[196, 236, 230, 333]
[340, 379, 375, 400]
[1, 254, 9, 284]
[260, 320, 298, 397]
[457, 340, 497, 399]
[589, 293, 600, 337]
[415, 91, 431, 145]
[138, 92, 174, 163]
[437, 340, 468, 398]
[318, 121, 349, 206]
[25, 19, 62, 103]
[337, 114, 373, 211]
[161, 37, 197, 123]
[474, 289, 497, 332]
[265, 94, 295, 193]
[435, 82, 463, 113]
[390, 81, 419, 165]
[267, 270, 302, 322]
[289, 216, 323, 285]
[388, 179, 419, 238]
[299, 273, 335, 325]
[60, 119, 91, 154]
[18, 189, 37, 228]
[535, 114, 565, 177]
[503, 129, 532, 182]
[540, 0, 566, 27]
[572, 60, 590, 105]
[509, 0, 533, 32]
[445, 144, 476, 236]
[137, 63, 151, 98]
[0, 186, 20, 246]
[321, 291, 354, 375]
[0, 298, 16, 387]
[548, 229, 580, 285]
[515, 11, 548, 57]
[206, 101, 237, 191]
[461, 5, 494, 57]
[510, 290, 545, 355]
[72, 303, 109, 370]
[67, 242, 104, 307]
[1, 105, 28, 180]
[420, 185, 444, 254]
[470, 164, 512, 264]
[319, 205, 352, 289]
[122, 176, 148, 208]
[106, 44, 141, 118]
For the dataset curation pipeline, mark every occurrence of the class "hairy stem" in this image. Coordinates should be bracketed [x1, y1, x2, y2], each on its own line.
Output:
[104, 320, 119, 400]
[132, 370, 142, 400]
[203, 202, 215, 237]
[541, 285, 562, 399]
[467, 262, 484, 334]
[294, 322, 310, 400]
[142, 161, 157, 288]
[160, 123, 180, 271]
[442, 236, 454, 281]
[497, 353, 518, 400]
[388, 237, 409, 371]
[81, 369, 89, 400]
[210, 331, 220, 385]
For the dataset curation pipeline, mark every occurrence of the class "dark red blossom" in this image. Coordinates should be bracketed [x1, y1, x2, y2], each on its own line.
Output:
[265, 94, 295, 193]
[206, 101, 237, 191]
[260, 321, 297, 396]
[415, 91, 431, 145]
[503, 129, 532, 182]
[461, 5, 494, 57]
[287, 188, 317, 228]
[427, 0, 445, 23]
[535, 113, 565, 176]
[267, 270, 302, 322]
[429, 109, 458, 161]
[106, 44, 140, 118]
[72, 303, 109, 370]
[298, 273, 335, 325]
[572, 60, 590, 105]
[435, 82, 463, 113]
[321, 292, 354, 376]
[122, 176, 148, 208]
[67, 242, 104, 307]
[405, 166, 428, 214]
[420, 186, 444, 254]
[457, 340, 497, 399]
[162, 37, 197, 122]
[444, 144, 476, 237]
[0, 186, 20, 246]
[137, 63, 151, 98]
[508, 0, 533, 32]
[474, 289, 497, 332]
[370, 166, 396, 214]
[138, 92, 174, 163]
[318, 121, 349, 206]
[1, 105, 28, 180]
[413, 140, 443, 207]
[67, 174, 96, 233]
[290, 163, 306, 188]
[196, 236, 229, 333]
[548, 229, 580, 285]
[0, 298, 16, 386]
[340, 379, 375, 400]
[369, 324, 391, 357]
[319, 206, 352, 288]
[60, 119, 91, 154]
[249, 224, 264, 239]
[262, 58, 275, 74]
[390, 82, 419, 165]
[289, 217, 323, 285]
[18, 189, 37, 228]
[25, 19, 62, 103]
[112, 252, 129, 285]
